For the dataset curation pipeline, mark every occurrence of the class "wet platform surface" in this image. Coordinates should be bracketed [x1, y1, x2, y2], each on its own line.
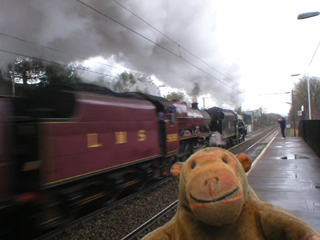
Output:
[248, 135, 320, 233]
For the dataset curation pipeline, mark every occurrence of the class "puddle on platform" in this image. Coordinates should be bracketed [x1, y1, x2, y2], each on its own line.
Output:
[280, 154, 309, 160]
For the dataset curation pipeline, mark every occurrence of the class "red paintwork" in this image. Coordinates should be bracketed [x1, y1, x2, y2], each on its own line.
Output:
[0, 98, 13, 202]
[165, 122, 179, 156]
[39, 93, 162, 186]
[172, 100, 205, 133]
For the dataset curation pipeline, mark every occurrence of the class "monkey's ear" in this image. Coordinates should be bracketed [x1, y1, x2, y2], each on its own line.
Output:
[170, 162, 184, 180]
[236, 153, 252, 172]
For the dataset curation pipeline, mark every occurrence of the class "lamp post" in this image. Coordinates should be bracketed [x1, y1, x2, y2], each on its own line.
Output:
[305, 74, 312, 120]
[296, 11, 320, 119]
[284, 89, 297, 137]
[291, 90, 296, 137]
[291, 74, 311, 120]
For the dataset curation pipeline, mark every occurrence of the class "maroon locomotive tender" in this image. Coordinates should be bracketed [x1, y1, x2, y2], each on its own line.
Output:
[0, 83, 246, 237]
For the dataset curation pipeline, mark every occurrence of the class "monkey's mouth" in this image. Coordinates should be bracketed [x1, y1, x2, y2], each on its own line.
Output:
[190, 187, 239, 203]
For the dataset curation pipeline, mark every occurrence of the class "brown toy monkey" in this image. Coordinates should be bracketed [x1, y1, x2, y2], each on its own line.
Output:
[142, 147, 320, 240]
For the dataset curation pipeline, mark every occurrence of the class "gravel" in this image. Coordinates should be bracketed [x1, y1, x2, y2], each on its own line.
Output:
[52, 177, 179, 240]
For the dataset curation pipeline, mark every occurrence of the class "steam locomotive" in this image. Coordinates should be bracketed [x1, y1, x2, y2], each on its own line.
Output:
[0, 83, 246, 237]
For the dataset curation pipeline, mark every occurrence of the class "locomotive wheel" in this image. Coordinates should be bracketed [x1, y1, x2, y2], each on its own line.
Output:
[162, 157, 175, 176]
[134, 180, 147, 191]
[101, 180, 120, 206]
[101, 191, 119, 206]
[122, 169, 148, 192]
[180, 142, 192, 162]
[226, 140, 230, 149]
[133, 173, 148, 192]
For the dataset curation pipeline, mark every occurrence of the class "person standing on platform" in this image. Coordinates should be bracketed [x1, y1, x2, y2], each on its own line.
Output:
[278, 117, 286, 139]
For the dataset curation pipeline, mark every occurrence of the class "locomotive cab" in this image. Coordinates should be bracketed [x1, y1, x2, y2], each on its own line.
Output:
[171, 99, 207, 136]
[205, 107, 238, 148]
[237, 115, 247, 141]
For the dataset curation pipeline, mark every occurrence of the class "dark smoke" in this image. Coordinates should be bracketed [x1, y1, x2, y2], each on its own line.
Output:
[0, 0, 243, 108]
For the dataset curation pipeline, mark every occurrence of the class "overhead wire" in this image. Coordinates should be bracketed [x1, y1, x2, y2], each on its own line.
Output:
[259, 92, 291, 95]
[0, 1, 282, 110]
[112, 0, 241, 88]
[0, 1, 285, 110]
[76, 0, 243, 94]
[0, 32, 139, 74]
[0, 2, 243, 94]
[257, 92, 292, 105]
[0, 48, 118, 79]
[111, 0, 299, 109]
[100, 1, 295, 110]
[308, 40, 320, 68]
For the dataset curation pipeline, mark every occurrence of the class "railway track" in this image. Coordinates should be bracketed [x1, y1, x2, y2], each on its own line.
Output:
[230, 125, 278, 156]
[35, 177, 172, 240]
[120, 126, 279, 240]
[37, 126, 279, 240]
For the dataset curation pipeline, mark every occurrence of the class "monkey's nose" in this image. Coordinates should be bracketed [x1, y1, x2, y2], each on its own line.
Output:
[205, 177, 219, 185]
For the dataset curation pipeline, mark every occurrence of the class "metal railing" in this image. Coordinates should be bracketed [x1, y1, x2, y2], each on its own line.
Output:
[299, 120, 320, 158]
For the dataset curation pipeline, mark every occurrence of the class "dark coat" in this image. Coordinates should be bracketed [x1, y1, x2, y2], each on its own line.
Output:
[278, 118, 286, 129]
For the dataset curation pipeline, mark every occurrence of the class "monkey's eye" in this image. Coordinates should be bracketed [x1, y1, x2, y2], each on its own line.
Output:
[222, 158, 228, 164]
[191, 162, 196, 169]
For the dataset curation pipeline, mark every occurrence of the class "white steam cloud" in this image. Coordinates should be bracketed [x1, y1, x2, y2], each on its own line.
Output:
[0, 0, 243, 108]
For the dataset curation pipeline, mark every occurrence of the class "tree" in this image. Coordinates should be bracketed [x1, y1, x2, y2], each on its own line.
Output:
[112, 72, 160, 95]
[259, 113, 280, 126]
[113, 72, 136, 92]
[242, 112, 252, 125]
[0, 69, 11, 95]
[9, 58, 46, 87]
[4, 58, 82, 96]
[44, 62, 81, 85]
[292, 75, 320, 119]
[235, 106, 242, 116]
[164, 92, 186, 101]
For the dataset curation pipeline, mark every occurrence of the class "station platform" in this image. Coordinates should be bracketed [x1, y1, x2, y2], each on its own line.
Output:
[248, 134, 320, 233]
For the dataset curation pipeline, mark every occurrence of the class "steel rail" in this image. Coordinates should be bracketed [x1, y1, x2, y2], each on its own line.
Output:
[120, 126, 279, 240]
[36, 177, 172, 240]
[120, 200, 178, 240]
[242, 127, 279, 154]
